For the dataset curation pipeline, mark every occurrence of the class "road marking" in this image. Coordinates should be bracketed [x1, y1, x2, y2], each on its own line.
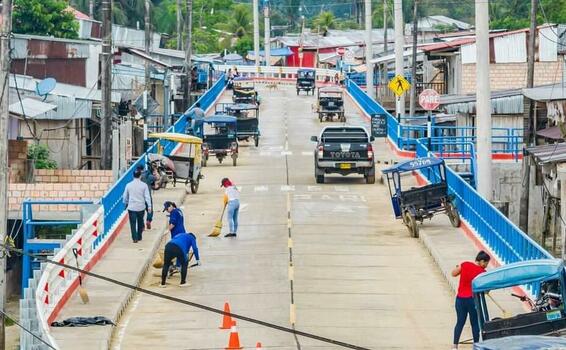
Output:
[334, 186, 349, 192]
[254, 185, 269, 192]
[301, 151, 312, 156]
[288, 238, 293, 248]
[339, 194, 367, 202]
[280, 185, 295, 192]
[239, 203, 249, 212]
[293, 194, 312, 201]
[286, 193, 291, 211]
[288, 265, 294, 281]
[290, 304, 296, 324]
[281, 150, 292, 156]
[287, 218, 292, 229]
[260, 151, 272, 157]
[332, 205, 355, 213]
[307, 185, 322, 192]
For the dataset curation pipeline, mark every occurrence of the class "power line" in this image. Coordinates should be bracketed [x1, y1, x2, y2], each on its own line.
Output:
[7, 245, 371, 350]
[0, 308, 56, 350]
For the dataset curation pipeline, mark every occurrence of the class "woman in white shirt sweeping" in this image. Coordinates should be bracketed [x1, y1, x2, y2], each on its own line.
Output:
[221, 178, 240, 238]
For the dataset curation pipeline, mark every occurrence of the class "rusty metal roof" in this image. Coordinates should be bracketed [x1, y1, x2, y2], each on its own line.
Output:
[526, 143, 566, 164]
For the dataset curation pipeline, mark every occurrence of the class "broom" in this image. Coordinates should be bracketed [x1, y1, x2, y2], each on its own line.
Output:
[208, 204, 227, 237]
[486, 292, 511, 318]
[72, 248, 89, 304]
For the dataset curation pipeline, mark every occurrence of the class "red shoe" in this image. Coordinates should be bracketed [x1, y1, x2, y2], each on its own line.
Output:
[146, 221, 151, 230]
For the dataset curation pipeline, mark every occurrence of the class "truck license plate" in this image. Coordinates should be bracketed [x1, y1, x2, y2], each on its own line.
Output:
[339, 163, 352, 169]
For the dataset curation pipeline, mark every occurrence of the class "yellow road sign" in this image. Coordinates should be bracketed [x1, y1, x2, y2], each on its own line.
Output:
[388, 75, 411, 97]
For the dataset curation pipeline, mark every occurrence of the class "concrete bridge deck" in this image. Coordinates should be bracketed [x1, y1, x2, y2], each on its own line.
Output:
[49, 85, 523, 350]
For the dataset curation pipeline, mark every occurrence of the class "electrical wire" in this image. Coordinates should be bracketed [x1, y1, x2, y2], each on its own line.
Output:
[4, 244, 371, 350]
[0, 308, 57, 350]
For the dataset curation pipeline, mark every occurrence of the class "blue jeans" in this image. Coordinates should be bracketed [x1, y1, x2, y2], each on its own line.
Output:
[227, 200, 240, 234]
[128, 210, 145, 241]
[453, 296, 480, 345]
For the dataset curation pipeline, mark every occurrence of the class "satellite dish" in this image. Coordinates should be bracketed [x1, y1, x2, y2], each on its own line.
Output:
[35, 78, 57, 99]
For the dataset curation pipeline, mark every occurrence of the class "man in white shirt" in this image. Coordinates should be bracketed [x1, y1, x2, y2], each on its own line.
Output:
[123, 169, 152, 243]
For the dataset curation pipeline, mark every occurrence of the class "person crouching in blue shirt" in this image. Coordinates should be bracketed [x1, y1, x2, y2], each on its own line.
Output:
[163, 201, 186, 238]
[159, 232, 200, 288]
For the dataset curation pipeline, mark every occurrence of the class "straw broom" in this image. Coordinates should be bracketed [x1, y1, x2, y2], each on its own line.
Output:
[209, 204, 227, 237]
[72, 248, 89, 304]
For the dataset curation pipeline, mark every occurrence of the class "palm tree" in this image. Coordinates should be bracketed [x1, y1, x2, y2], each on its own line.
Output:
[216, 3, 251, 38]
[313, 11, 335, 32]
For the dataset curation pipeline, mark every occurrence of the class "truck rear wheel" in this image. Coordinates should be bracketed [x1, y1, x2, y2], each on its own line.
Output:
[316, 175, 324, 184]
[365, 174, 375, 184]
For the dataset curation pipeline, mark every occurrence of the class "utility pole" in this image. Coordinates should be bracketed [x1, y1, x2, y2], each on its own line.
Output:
[409, 0, 418, 117]
[394, 0, 405, 119]
[0, 1, 12, 346]
[89, 0, 94, 18]
[183, 0, 193, 110]
[527, 0, 537, 146]
[101, 0, 113, 170]
[365, 0, 374, 98]
[475, 0, 492, 200]
[176, 0, 183, 50]
[520, 0, 538, 233]
[383, 0, 388, 54]
[264, 1, 271, 67]
[144, 0, 151, 92]
[253, 0, 260, 69]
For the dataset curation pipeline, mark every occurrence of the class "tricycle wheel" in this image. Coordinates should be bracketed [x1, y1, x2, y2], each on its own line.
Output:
[254, 136, 259, 147]
[318, 113, 323, 122]
[365, 174, 375, 184]
[232, 156, 237, 167]
[403, 211, 419, 238]
[446, 202, 461, 228]
[316, 175, 324, 184]
[218, 157, 223, 164]
[296, 89, 299, 95]
[190, 180, 199, 194]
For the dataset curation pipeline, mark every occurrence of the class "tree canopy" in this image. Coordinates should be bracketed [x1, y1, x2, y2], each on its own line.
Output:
[13, 0, 79, 39]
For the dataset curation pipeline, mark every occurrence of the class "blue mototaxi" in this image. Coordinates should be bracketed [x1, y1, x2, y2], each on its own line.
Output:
[472, 259, 566, 341]
[382, 157, 460, 238]
[217, 103, 260, 147]
[202, 115, 238, 167]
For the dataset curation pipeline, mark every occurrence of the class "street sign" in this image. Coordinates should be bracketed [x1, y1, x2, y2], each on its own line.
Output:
[344, 49, 355, 64]
[419, 89, 441, 111]
[388, 75, 411, 97]
[336, 47, 345, 56]
[370, 114, 387, 138]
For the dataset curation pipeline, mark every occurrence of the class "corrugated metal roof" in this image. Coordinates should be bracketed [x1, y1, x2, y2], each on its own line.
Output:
[526, 143, 566, 164]
[539, 26, 558, 62]
[523, 84, 566, 101]
[276, 29, 393, 49]
[113, 25, 161, 51]
[8, 98, 57, 118]
[8, 74, 120, 120]
[494, 32, 526, 63]
[440, 89, 524, 114]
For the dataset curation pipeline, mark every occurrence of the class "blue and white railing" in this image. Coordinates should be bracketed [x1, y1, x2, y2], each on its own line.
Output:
[346, 78, 552, 276]
[23, 74, 227, 349]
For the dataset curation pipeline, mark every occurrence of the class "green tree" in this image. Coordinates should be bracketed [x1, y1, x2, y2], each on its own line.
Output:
[233, 36, 253, 56]
[217, 4, 252, 38]
[13, 0, 79, 39]
[28, 144, 57, 169]
[313, 11, 336, 32]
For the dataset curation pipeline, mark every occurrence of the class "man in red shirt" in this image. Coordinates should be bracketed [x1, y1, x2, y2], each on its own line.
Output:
[451, 250, 491, 349]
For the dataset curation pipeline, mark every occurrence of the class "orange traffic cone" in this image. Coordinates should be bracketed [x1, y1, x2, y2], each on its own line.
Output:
[220, 302, 234, 329]
[225, 321, 243, 350]
[256, 342, 263, 350]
